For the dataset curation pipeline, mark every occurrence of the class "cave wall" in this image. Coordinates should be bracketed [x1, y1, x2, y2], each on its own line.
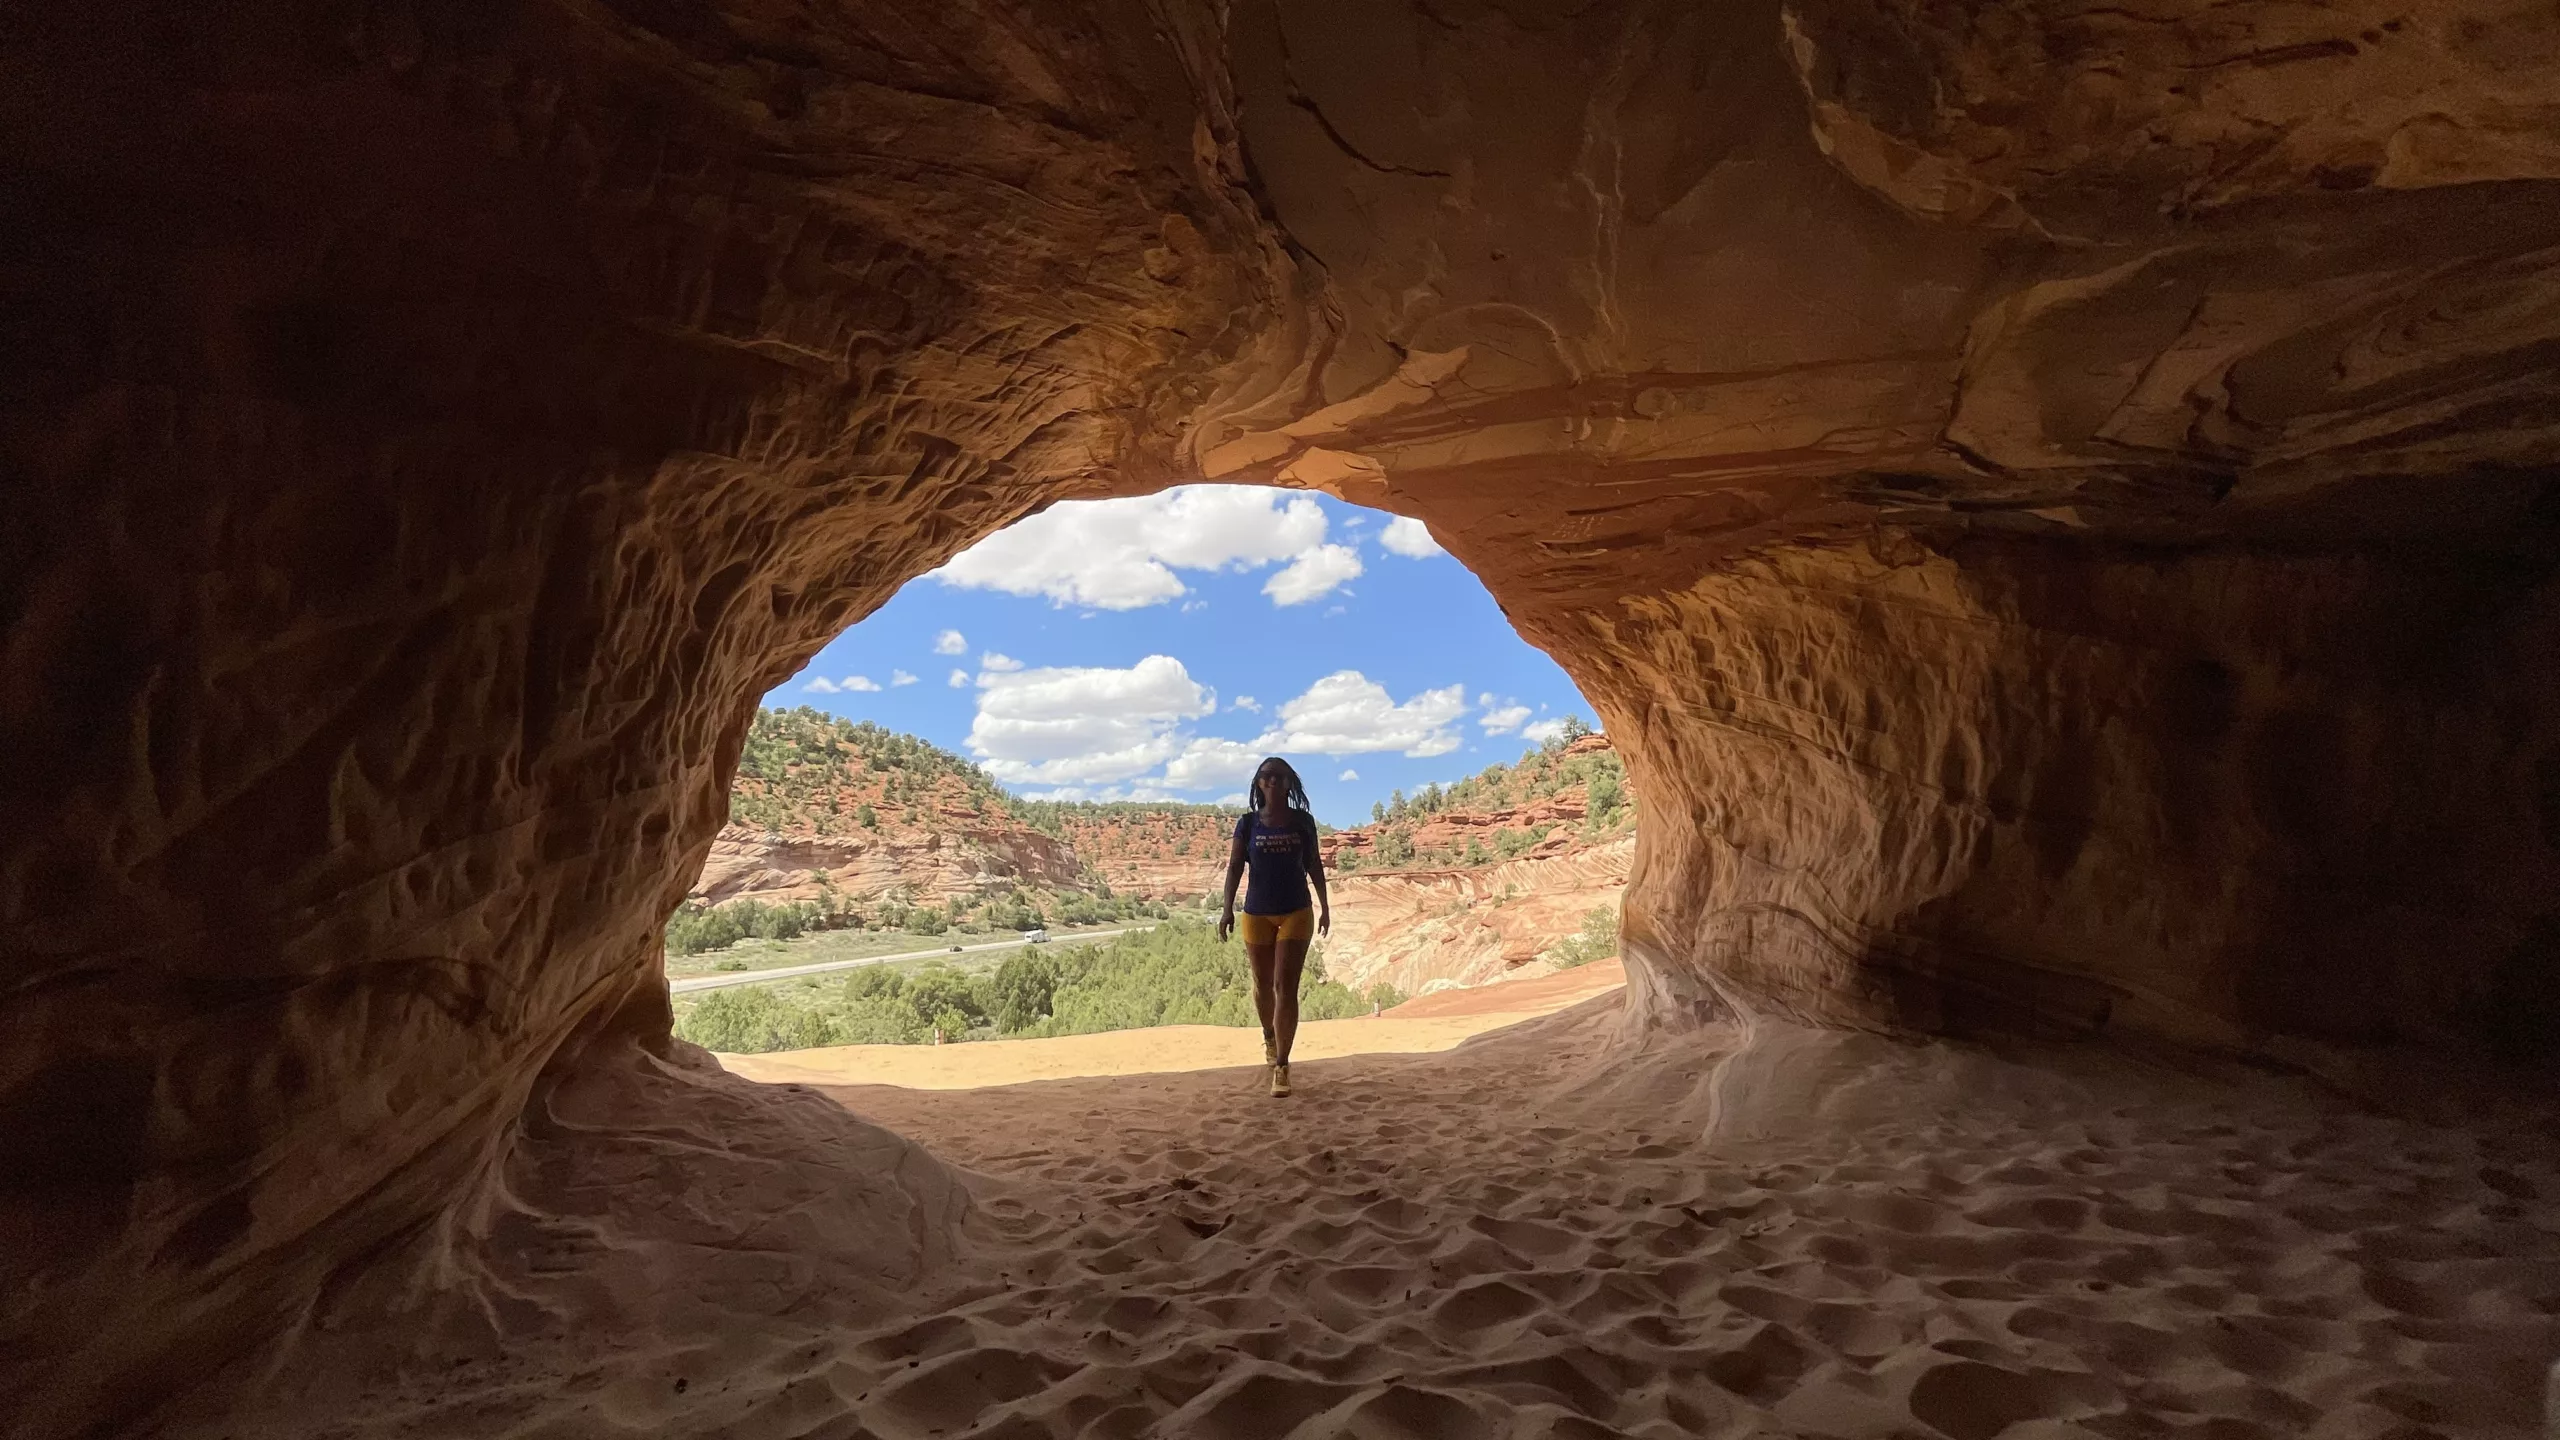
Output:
[1594, 530, 2560, 1056]
[0, 0, 1283, 1429]
[1190, 0, 2560, 1050]
[5, 0, 2560, 1432]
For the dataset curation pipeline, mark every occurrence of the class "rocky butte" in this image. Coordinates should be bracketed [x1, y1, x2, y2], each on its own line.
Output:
[4, 2, 2558, 1437]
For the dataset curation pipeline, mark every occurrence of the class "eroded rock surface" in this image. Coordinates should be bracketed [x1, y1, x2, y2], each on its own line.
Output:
[692, 820, 1085, 909]
[5, 0, 2558, 1433]
[1323, 837, 1634, 996]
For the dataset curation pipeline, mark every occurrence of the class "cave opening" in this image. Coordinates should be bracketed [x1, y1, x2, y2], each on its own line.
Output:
[660, 480, 1630, 1063]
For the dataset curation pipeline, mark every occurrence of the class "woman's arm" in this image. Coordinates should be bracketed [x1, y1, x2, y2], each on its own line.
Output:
[1218, 818, 1248, 942]
[1302, 813, 1332, 937]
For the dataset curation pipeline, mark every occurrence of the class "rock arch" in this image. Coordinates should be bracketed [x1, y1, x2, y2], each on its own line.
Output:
[5, 0, 2557, 1431]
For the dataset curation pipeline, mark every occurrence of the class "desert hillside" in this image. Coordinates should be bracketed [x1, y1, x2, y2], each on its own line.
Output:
[1313, 731, 1634, 991]
[686, 710, 1634, 993]
[692, 708, 1232, 914]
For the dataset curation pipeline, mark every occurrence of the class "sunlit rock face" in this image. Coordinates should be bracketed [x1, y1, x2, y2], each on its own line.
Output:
[4, 0, 2557, 1432]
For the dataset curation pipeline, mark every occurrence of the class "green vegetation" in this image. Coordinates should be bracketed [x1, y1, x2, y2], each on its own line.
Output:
[1010, 796, 1233, 842]
[665, 897, 835, 955]
[1354, 718, 1630, 870]
[673, 918, 1408, 1054]
[678, 708, 1233, 957]
[1544, 905, 1621, 969]
[666, 889, 1173, 963]
[730, 707, 1235, 841]
[732, 708, 1004, 834]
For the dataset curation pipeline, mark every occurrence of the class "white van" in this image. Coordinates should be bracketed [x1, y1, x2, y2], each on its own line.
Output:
[1024, 928, 1050, 944]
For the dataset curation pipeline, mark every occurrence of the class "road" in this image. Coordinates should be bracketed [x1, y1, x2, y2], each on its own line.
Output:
[668, 924, 1155, 994]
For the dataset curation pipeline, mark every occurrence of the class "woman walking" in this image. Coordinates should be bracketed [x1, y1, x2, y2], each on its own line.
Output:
[1218, 756, 1331, 1097]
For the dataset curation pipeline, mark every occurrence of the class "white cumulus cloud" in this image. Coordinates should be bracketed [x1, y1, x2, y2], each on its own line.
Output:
[966, 655, 1217, 786]
[1261, 671, 1467, 757]
[933, 629, 967, 655]
[1379, 516, 1445, 558]
[889, 669, 919, 688]
[1233, 695, 1260, 713]
[1018, 783, 1183, 803]
[1521, 717, 1571, 745]
[979, 651, 1023, 673]
[934, 486, 1330, 610]
[1263, 543, 1363, 606]
[806, 674, 881, 694]
[1339, 768, 1359, 781]
[1163, 736, 1265, 791]
[1479, 702, 1532, 734]
[947, 668, 970, 688]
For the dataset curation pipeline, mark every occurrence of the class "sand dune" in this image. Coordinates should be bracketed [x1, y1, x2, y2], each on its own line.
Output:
[776, 993, 2555, 1440]
[227, 984, 2560, 1440]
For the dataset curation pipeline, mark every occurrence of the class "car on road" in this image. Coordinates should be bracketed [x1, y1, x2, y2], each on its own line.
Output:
[948, 944, 963, 952]
[1024, 928, 1050, 944]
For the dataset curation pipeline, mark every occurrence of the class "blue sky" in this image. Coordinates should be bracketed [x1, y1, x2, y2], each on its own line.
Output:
[767, 486, 1595, 827]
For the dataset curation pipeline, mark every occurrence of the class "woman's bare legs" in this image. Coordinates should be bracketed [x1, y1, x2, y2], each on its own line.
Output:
[1271, 936, 1310, 1063]
[1247, 942, 1279, 1058]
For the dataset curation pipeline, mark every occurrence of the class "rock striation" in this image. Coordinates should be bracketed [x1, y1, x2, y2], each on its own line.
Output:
[1323, 838, 1634, 997]
[4, 0, 2559, 1434]
[690, 819, 1085, 909]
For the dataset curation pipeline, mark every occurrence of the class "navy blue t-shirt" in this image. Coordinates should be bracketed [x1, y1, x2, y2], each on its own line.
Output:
[1236, 809, 1317, 915]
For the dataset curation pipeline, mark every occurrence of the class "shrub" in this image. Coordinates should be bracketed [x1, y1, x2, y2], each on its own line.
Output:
[988, 952, 1060, 1033]
[677, 987, 844, 1053]
[666, 901, 745, 955]
[835, 994, 931, 1045]
[902, 964, 990, 1030]
[673, 916, 1420, 1054]
[1545, 905, 1620, 969]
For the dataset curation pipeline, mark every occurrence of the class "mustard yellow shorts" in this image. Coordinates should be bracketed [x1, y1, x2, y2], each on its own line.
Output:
[1238, 907, 1315, 944]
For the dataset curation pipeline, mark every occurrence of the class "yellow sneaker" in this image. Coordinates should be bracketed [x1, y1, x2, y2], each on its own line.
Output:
[1269, 1062, 1291, 1098]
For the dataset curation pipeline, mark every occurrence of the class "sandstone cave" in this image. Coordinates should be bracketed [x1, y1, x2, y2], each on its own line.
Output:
[5, 1, 2560, 1436]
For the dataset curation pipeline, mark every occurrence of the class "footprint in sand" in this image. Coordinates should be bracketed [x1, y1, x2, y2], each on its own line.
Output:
[1904, 1359, 2116, 1440]
[1434, 1277, 1546, 1335]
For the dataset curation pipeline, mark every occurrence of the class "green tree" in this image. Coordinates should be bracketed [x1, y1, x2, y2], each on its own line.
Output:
[843, 966, 906, 1002]
[665, 901, 745, 955]
[835, 995, 930, 1045]
[987, 951, 1060, 1033]
[903, 965, 988, 1031]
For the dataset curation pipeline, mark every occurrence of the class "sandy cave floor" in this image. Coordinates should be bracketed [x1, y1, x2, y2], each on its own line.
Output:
[731, 1000, 2559, 1440]
[250, 983, 2560, 1440]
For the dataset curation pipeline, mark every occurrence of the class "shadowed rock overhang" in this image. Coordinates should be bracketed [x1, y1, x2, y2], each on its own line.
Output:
[4, 0, 2558, 1433]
